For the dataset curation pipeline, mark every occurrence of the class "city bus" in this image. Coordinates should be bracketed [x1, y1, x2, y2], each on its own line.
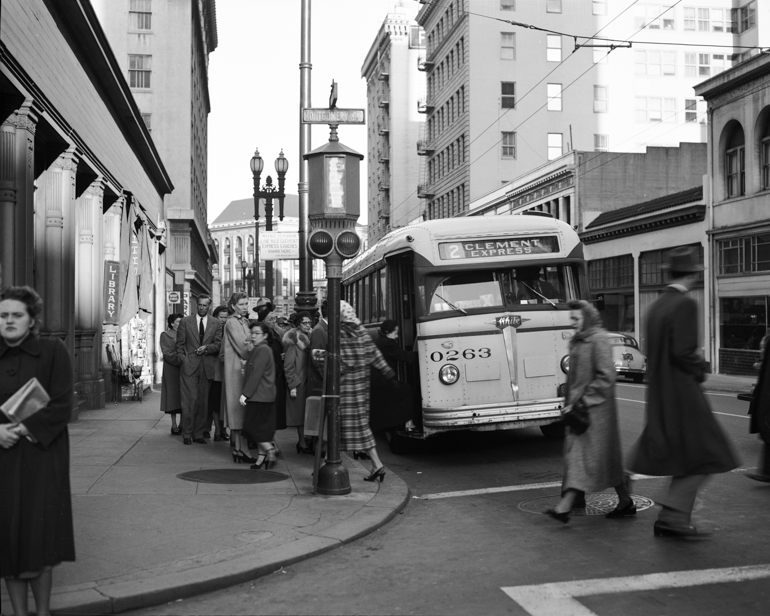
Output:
[341, 213, 588, 451]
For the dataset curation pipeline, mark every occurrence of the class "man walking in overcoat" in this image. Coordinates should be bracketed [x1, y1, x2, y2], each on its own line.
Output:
[175, 295, 222, 444]
[629, 247, 739, 537]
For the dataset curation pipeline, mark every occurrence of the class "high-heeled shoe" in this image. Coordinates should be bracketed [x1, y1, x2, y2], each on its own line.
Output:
[232, 450, 241, 463]
[605, 501, 637, 519]
[296, 442, 313, 455]
[363, 466, 386, 483]
[353, 451, 370, 460]
[544, 508, 570, 523]
[250, 454, 267, 470]
[236, 450, 258, 464]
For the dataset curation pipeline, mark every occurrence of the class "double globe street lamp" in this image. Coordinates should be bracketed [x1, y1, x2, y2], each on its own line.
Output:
[250, 148, 289, 300]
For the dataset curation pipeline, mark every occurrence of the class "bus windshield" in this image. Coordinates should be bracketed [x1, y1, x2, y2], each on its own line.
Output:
[421, 264, 579, 316]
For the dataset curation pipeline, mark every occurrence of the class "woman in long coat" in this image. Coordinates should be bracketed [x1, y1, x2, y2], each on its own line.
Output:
[339, 301, 395, 482]
[546, 299, 633, 522]
[0, 286, 75, 616]
[283, 312, 313, 453]
[221, 292, 257, 463]
[159, 313, 183, 434]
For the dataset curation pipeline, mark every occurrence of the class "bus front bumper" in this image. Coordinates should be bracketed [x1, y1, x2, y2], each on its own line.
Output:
[422, 399, 564, 435]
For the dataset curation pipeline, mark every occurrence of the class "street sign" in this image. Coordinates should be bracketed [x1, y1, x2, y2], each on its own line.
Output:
[167, 291, 181, 304]
[302, 108, 365, 124]
[260, 232, 300, 260]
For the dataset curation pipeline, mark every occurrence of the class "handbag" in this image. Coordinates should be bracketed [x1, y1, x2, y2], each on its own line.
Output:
[562, 397, 590, 435]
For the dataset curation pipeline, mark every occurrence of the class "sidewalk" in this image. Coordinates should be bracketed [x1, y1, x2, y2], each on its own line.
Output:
[702, 372, 755, 394]
[1, 392, 409, 615]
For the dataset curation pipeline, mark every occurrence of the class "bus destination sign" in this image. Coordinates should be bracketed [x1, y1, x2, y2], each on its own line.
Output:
[438, 236, 560, 260]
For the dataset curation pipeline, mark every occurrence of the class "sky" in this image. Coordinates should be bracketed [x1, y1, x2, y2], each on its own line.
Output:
[206, 0, 419, 225]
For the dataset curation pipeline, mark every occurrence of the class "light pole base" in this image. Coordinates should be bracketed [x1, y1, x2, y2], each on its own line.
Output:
[316, 460, 351, 495]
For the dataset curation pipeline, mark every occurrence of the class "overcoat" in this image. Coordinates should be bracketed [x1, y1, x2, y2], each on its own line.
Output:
[159, 329, 181, 414]
[0, 335, 75, 578]
[748, 345, 770, 444]
[369, 334, 414, 432]
[221, 314, 252, 429]
[283, 328, 310, 427]
[308, 319, 328, 395]
[562, 327, 625, 493]
[629, 287, 739, 476]
[339, 323, 395, 450]
[242, 342, 277, 443]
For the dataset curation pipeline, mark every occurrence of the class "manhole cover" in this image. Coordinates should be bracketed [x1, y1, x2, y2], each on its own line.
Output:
[519, 493, 655, 516]
[177, 469, 288, 484]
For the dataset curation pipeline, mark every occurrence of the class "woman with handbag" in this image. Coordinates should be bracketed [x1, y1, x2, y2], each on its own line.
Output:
[546, 299, 634, 522]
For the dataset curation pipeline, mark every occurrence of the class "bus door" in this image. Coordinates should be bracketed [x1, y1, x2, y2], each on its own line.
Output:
[386, 252, 421, 397]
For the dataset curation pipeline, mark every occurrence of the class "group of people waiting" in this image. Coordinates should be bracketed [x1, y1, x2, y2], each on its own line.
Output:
[158, 292, 412, 479]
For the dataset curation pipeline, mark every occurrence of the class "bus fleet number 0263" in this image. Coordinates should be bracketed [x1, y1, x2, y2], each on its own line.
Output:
[429, 348, 492, 362]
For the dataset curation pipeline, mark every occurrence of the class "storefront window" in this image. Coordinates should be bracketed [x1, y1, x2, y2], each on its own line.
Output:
[720, 297, 767, 350]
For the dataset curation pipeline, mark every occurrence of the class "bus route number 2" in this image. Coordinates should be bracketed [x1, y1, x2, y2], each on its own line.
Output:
[430, 348, 491, 362]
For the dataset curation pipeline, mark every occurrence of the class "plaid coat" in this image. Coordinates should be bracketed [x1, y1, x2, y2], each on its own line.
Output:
[339, 323, 395, 450]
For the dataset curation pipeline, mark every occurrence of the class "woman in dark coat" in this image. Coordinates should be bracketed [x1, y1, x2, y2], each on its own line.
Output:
[747, 335, 770, 481]
[545, 300, 633, 523]
[370, 320, 415, 433]
[159, 313, 183, 434]
[0, 286, 75, 616]
[283, 312, 312, 453]
[239, 321, 277, 469]
[339, 301, 395, 482]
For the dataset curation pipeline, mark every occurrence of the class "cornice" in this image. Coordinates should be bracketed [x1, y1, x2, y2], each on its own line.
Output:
[580, 205, 705, 244]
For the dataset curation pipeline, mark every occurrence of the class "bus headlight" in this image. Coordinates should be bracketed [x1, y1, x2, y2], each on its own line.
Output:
[560, 355, 570, 373]
[438, 364, 460, 385]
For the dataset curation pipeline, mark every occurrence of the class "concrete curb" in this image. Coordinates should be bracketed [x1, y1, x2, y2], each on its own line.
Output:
[51, 470, 410, 615]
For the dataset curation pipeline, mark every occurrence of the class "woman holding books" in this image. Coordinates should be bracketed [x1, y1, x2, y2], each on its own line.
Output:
[0, 286, 75, 616]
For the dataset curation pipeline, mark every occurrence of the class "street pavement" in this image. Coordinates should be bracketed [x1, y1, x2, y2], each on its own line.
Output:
[0, 390, 409, 616]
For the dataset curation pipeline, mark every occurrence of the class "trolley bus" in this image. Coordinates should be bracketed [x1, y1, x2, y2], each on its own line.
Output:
[341, 213, 588, 450]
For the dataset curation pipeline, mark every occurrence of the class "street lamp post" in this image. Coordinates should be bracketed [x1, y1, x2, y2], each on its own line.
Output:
[240, 260, 248, 294]
[250, 148, 289, 300]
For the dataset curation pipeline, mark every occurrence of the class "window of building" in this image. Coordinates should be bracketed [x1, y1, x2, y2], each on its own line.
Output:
[547, 35, 562, 62]
[725, 124, 745, 198]
[501, 82, 515, 108]
[593, 0, 608, 15]
[594, 134, 609, 152]
[547, 133, 563, 160]
[546, 0, 562, 13]
[718, 235, 770, 275]
[546, 83, 562, 111]
[500, 0, 515, 9]
[502, 132, 516, 158]
[128, 54, 152, 88]
[635, 50, 676, 76]
[224, 238, 231, 266]
[140, 113, 151, 132]
[740, 1, 756, 32]
[685, 98, 698, 122]
[635, 97, 676, 122]
[594, 86, 608, 112]
[235, 236, 243, 262]
[501, 33, 515, 59]
[635, 4, 675, 30]
[129, 0, 152, 30]
[762, 119, 770, 190]
[247, 235, 254, 263]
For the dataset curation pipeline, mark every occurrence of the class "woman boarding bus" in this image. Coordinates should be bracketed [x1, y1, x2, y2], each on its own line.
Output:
[342, 213, 587, 451]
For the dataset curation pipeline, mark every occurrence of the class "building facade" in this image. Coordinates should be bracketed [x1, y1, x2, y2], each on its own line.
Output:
[93, 0, 218, 313]
[361, 4, 426, 243]
[416, 0, 765, 220]
[696, 52, 770, 375]
[1, 0, 173, 412]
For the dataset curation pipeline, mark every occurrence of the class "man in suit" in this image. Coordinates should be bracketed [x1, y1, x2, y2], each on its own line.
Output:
[629, 247, 738, 537]
[308, 300, 328, 396]
[175, 295, 222, 444]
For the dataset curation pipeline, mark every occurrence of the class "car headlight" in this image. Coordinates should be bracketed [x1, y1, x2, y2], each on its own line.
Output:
[438, 364, 460, 385]
[560, 355, 570, 373]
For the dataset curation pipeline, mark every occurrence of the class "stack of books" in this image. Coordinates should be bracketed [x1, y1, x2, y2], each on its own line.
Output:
[1, 377, 50, 424]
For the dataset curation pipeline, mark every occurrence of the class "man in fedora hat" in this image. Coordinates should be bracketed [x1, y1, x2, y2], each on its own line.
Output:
[629, 246, 739, 537]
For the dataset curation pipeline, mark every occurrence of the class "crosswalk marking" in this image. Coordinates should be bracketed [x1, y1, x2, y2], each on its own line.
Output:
[501, 564, 770, 616]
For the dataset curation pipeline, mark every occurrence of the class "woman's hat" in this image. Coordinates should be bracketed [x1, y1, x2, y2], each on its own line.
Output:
[662, 246, 704, 273]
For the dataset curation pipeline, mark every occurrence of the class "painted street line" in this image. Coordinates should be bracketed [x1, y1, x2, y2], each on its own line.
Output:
[415, 475, 660, 500]
[501, 563, 770, 616]
[616, 397, 644, 403]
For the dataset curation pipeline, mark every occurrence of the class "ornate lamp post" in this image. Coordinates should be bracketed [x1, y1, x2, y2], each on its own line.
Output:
[250, 148, 289, 300]
[240, 259, 248, 293]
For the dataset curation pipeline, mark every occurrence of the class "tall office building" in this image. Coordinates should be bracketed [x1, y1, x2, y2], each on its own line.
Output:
[362, 3, 426, 243]
[94, 0, 218, 306]
[416, 0, 765, 220]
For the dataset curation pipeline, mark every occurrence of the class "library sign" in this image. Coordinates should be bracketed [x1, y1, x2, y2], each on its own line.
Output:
[103, 261, 120, 324]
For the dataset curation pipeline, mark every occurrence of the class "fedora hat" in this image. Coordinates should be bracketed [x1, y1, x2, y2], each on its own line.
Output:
[251, 297, 273, 313]
[663, 246, 704, 273]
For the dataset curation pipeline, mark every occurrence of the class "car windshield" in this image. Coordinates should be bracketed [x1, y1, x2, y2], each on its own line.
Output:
[420, 264, 579, 316]
[609, 336, 638, 348]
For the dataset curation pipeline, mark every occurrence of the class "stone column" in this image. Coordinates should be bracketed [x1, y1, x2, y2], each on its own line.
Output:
[0, 102, 38, 288]
[75, 178, 106, 408]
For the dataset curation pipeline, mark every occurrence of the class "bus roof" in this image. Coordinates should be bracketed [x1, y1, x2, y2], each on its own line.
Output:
[344, 215, 582, 277]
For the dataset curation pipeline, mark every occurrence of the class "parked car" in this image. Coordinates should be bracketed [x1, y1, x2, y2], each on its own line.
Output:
[608, 333, 646, 383]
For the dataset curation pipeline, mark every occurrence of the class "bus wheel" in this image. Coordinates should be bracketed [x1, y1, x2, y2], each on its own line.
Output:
[540, 421, 565, 439]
